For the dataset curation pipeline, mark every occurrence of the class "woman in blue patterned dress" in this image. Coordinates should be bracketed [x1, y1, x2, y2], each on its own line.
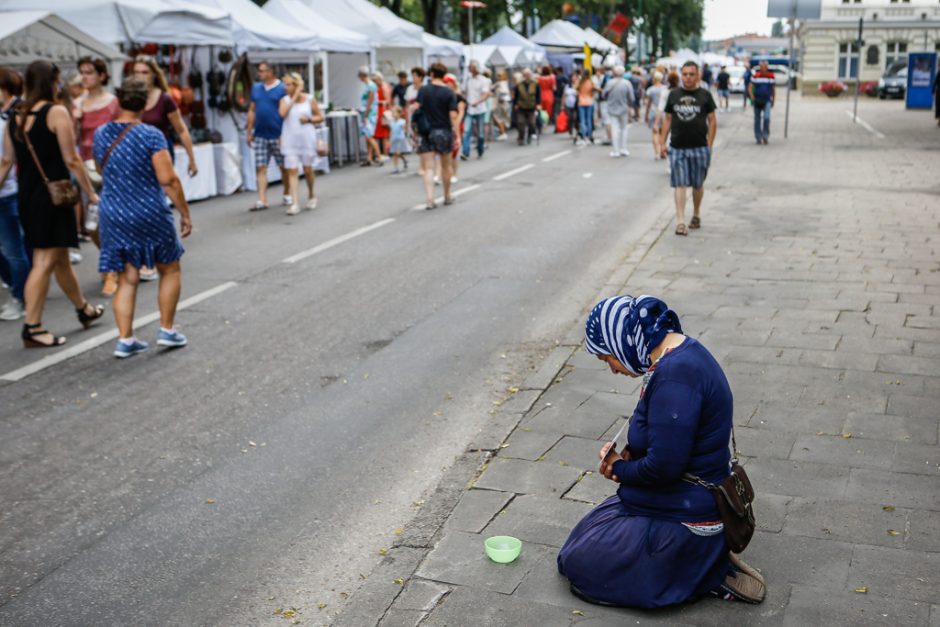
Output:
[93, 78, 192, 359]
[557, 295, 766, 608]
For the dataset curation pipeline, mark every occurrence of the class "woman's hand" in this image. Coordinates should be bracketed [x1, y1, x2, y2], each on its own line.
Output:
[598, 442, 620, 481]
[187, 161, 198, 177]
[89, 192, 100, 205]
[179, 215, 192, 238]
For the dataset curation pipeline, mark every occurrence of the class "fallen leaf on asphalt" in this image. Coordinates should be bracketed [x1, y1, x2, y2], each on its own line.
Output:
[887, 530, 900, 536]
[815, 431, 827, 436]
[536, 456, 545, 461]
[413, 500, 425, 507]
[558, 460, 568, 467]
[340, 592, 349, 598]
[274, 608, 283, 615]
[882, 505, 895, 512]
[267, 596, 275, 601]
[433, 410, 443, 417]
[205, 498, 216, 504]
[249, 441, 257, 447]
[241, 449, 249, 454]
[499, 443, 510, 448]
[572, 610, 584, 616]
[854, 586, 868, 594]
[393, 577, 405, 585]
[841, 433, 853, 439]
[507, 386, 519, 394]
[393, 528, 403, 535]
[90, 392, 98, 398]
[281, 609, 296, 618]
[491, 400, 503, 406]
[378, 548, 388, 556]
[317, 603, 327, 610]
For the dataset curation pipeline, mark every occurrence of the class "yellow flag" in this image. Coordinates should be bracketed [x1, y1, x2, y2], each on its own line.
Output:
[583, 43, 592, 75]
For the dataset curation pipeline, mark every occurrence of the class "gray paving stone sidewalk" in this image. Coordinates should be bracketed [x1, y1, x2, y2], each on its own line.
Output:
[334, 97, 940, 626]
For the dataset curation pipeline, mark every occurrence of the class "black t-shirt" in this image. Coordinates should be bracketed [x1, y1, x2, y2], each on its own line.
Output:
[664, 87, 716, 149]
[392, 83, 408, 108]
[416, 84, 457, 131]
[717, 71, 730, 90]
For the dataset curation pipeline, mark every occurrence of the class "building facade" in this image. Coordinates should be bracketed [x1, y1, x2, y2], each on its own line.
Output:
[799, 0, 940, 93]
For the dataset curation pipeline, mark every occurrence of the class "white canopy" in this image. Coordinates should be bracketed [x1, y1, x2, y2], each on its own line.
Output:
[583, 27, 618, 53]
[188, 0, 322, 52]
[423, 32, 463, 59]
[0, 11, 125, 65]
[0, 0, 233, 47]
[262, 0, 370, 53]
[483, 26, 545, 54]
[301, 0, 424, 49]
[529, 19, 587, 51]
[464, 44, 507, 67]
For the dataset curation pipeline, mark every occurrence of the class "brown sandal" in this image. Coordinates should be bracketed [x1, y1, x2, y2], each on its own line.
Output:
[689, 215, 701, 229]
[675, 223, 688, 236]
[729, 552, 765, 586]
[718, 569, 766, 604]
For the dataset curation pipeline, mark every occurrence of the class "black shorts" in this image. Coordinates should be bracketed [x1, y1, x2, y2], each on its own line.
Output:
[418, 128, 454, 154]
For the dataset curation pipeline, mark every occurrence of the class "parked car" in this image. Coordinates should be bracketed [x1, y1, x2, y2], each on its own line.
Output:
[727, 66, 746, 93]
[878, 62, 907, 99]
[769, 66, 792, 87]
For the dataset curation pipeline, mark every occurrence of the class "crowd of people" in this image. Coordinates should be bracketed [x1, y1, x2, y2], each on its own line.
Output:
[0, 59, 191, 357]
[0, 52, 730, 356]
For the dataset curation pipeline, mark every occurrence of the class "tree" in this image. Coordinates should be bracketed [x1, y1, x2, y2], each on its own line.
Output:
[771, 19, 784, 38]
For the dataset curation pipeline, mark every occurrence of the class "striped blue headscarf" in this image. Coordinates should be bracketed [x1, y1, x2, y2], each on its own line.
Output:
[584, 295, 682, 375]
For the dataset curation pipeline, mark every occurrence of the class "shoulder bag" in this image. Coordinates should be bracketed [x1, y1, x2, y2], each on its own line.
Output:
[98, 121, 139, 172]
[21, 118, 80, 208]
[683, 427, 756, 553]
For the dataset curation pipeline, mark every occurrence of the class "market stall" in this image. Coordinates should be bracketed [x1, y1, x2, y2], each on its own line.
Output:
[0, 10, 125, 71]
[482, 26, 547, 66]
[423, 32, 463, 70]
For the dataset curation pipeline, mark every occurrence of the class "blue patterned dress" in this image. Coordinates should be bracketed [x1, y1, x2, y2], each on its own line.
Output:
[93, 122, 184, 272]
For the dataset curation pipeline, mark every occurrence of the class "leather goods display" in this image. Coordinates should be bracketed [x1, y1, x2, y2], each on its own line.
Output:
[227, 54, 253, 113]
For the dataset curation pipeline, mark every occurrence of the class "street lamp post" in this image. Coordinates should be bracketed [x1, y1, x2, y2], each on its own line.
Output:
[461, 1, 487, 72]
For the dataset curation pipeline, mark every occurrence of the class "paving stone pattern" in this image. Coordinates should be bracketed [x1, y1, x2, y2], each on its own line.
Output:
[337, 98, 940, 626]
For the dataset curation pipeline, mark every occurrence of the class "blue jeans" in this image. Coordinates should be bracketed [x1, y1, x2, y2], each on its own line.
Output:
[0, 194, 30, 301]
[462, 112, 486, 157]
[578, 105, 594, 139]
[753, 101, 771, 140]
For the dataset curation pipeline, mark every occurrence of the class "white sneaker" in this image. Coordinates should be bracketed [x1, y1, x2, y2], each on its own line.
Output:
[0, 297, 24, 321]
[497, 133, 508, 141]
[286, 204, 300, 216]
[282, 195, 292, 206]
[450, 176, 458, 185]
[433, 175, 441, 185]
[305, 197, 318, 210]
[139, 267, 158, 282]
[610, 151, 620, 158]
[620, 150, 630, 157]
[69, 250, 82, 264]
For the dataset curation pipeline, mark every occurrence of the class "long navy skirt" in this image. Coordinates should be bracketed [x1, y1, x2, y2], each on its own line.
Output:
[557, 496, 730, 609]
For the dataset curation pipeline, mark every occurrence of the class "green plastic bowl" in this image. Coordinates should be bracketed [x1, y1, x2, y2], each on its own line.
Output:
[484, 536, 522, 563]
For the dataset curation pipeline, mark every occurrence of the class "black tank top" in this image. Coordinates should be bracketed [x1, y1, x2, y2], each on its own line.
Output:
[9, 104, 70, 195]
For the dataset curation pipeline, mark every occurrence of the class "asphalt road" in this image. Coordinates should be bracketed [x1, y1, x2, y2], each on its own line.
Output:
[0, 123, 676, 625]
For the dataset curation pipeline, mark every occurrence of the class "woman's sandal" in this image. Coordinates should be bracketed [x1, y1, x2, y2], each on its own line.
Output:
[675, 223, 688, 236]
[689, 215, 701, 229]
[729, 552, 765, 586]
[22, 322, 66, 348]
[715, 554, 766, 604]
[76, 302, 105, 330]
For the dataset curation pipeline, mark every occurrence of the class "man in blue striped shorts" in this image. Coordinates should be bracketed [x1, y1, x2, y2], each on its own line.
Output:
[660, 61, 717, 236]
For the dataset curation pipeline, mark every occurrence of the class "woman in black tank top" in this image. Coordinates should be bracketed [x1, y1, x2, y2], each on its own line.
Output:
[0, 61, 104, 348]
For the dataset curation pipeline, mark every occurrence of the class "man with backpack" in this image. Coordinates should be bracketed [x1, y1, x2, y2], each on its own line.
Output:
[513, 68, 540, 145]
[748, 61, 776, 145]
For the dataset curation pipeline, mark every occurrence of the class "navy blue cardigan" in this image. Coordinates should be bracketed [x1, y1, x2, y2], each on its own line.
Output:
[610, 338, 733, 522]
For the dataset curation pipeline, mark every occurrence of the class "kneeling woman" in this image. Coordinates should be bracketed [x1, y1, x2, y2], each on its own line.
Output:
[93, 77, 192, 358]
[557, 295, 765, 607]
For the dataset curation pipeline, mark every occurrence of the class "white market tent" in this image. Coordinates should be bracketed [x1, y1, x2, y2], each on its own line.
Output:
[188, 0, 321, 53]
[423, 32, 463, 61]
[482, 25, 546, 64]
[263, 0, 370, 54]
[463, 44, 508, 68]
[529, 19, 588, 51]
[0, 11, 125, 69]
[0, 0, 233, 47]
[301, 0, 425, 76]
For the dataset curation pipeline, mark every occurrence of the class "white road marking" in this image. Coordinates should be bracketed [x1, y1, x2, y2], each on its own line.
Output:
[282, 218, 396, 263]
[0, 281, 238, 382]
[845, 110, 886, 138]
[541, 149, 571, 162]
[411, 184, 481, 211]
[492, 163, 535, 181]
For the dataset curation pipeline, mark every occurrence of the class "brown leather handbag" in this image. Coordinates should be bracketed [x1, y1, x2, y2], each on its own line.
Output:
[22, 129, 79, 208]
[684, 428, 756, 554]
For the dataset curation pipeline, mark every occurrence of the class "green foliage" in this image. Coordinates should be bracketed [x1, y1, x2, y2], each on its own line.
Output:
[771, 19, 784, 38]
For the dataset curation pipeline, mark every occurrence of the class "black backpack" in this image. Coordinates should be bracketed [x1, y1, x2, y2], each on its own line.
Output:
[411, 107, 431, 136]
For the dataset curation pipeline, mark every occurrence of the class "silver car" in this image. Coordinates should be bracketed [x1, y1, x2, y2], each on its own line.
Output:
[878, 62, 907, 99]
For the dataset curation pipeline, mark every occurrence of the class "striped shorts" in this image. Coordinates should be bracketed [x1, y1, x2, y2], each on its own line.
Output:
[669, 146, 711, 189]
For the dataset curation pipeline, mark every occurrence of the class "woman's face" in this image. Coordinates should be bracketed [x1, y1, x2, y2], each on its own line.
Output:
[597, 354, 637, 378]
[285, 80, 297, 96]
[79, 63, 103, 89]
[132, 63, 154, 88]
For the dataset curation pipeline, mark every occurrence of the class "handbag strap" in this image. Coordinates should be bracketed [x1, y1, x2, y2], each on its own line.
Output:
[20, 112, 51, 185]
[99, 121, 139, 171]
[683, 426, 739, 489]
